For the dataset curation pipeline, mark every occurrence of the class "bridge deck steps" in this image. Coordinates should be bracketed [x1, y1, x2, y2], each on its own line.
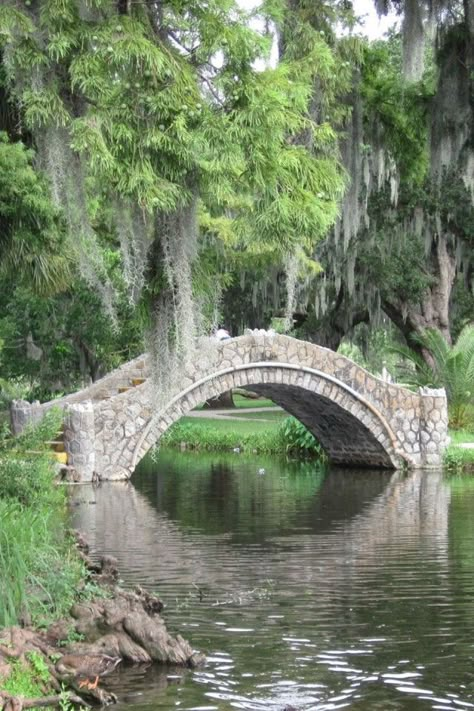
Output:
[24, 449, 67, 464]
[46, 440, 65, 453]
[50, 423, 66, 462]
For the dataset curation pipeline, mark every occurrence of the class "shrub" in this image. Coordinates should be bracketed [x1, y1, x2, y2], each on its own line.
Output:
[0, 456, 60, 508]
[161, 416, 328, 462]
[277, 417, 327, 459]
[0, 410, 84, 627]
[0, 409, 63, 507]
[0, 378, 32, 413]
[443, 445, 474, 473]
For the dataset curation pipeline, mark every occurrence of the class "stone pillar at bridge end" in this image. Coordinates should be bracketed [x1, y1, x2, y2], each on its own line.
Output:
[10, 399, 42, 435]
[419, 387, 448, 467]
[64, 401, 96, 481]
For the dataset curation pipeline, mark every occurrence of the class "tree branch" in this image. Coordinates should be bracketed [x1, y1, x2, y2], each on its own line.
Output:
[198, 73, 225, 107]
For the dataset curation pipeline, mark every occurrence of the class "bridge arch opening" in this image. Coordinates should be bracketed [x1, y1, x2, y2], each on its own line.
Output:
[131, 363, 402, 475]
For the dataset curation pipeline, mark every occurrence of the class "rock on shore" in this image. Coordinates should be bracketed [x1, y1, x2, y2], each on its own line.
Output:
[0, 549, 205, 708]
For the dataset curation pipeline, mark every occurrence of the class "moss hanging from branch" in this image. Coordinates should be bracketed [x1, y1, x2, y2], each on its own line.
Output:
[374, 0, 455, 81]
[149, 195, 213, 409]
[402, 0, 429, 81]
[430, 23, 473, 194]
[35, 126, 117, 321]
[304, 2, 473, 348]
[0, 0, 346, 402]
[115, 200, 153, 306]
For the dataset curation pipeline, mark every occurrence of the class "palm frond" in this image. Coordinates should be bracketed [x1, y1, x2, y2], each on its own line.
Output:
[392, 325, 474, 429]
[388, 343, 436, 388]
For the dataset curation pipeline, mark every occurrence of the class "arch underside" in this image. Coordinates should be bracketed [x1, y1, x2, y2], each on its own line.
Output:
[130, 365, 402, 473]
[247, 384, 395, 469]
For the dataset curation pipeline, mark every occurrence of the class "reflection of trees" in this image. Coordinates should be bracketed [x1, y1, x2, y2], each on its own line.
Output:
[136, 451, 328, 541]
[447, 478, 474, 643]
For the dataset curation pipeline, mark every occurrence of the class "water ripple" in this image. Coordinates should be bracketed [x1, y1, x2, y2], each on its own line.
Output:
[71, 452, 474, 710]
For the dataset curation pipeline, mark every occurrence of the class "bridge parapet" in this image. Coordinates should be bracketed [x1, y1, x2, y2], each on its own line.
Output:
[10, 355, 150, 435]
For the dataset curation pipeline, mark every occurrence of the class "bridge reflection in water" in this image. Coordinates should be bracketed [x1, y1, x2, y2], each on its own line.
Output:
[71, 460, 450, 596]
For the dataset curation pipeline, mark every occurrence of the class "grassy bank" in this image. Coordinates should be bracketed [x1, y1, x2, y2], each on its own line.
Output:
[161, 412, 327, 460]
[444, 443, 474, 473]
[161, 416, 282, 453]
[443, 430, 474, 472]
[0, 650, 54, 699]
[0, 411, 84, 629]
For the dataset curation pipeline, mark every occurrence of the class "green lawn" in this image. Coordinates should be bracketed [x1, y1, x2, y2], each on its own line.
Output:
[178, 415, 280, 434]
[233, 395, 277, 409]
[449, 430, 474, 445]
[161, 410, 326, 459]
[231, 409, 287, 421]
[192, 394, 277, 411]
[161, 414, 283, 453]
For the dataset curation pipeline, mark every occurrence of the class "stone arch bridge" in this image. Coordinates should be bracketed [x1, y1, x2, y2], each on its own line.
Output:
[11, 332, 448, 481]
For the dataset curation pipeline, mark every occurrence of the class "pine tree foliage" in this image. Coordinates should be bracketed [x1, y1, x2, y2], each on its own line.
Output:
[228, 0, 359, 320]
[0, 0, 344, 240]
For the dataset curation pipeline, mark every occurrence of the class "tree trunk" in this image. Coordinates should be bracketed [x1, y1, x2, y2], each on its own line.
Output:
[382, 233, 456, 365]
[299, 285, 370, 351]
[203, 391, 235, 409]
[75, 339, 102, 384]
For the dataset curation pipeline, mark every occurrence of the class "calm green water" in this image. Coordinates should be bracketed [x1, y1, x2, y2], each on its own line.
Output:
[71, 452, 474, 711]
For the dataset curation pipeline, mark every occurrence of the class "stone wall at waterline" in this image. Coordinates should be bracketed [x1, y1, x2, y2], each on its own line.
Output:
[11, 331, 448, 480]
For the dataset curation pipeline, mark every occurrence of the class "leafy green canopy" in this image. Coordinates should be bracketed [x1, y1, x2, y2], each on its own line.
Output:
[0, 132, 71, 295]
[0, 0, 344, 257]
[193, 0, 359, 324]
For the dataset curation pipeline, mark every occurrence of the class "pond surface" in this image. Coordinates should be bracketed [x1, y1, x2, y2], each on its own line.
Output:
[71, 451, 474, 711]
